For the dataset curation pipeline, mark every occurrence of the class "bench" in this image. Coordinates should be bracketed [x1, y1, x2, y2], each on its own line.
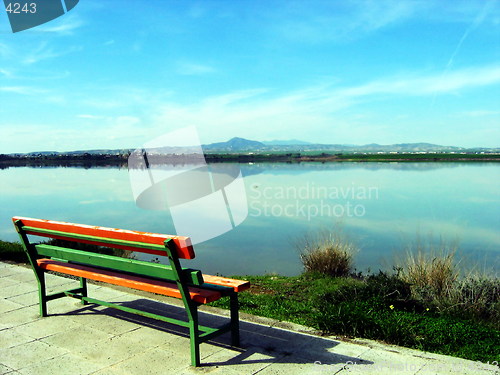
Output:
[12, 216, 250, 367]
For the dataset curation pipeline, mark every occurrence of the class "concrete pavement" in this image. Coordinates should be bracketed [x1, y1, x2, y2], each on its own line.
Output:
[1, 261, 498, 375]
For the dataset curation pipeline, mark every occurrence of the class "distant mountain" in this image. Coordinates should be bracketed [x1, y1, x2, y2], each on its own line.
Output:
[262, 139, 312, 146]
[347, 143, 465, 152]
[200, 138, 469, 153]
[21, 149, 132, 156]
[8, 137, 499, 156]
[252, 142, 468, 153]
[203, 137, 266, 152]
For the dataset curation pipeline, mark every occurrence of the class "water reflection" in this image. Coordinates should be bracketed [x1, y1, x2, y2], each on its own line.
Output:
[0, 163, 498, 276]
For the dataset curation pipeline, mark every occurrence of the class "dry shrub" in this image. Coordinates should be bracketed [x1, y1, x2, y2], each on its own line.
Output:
[453, 276, 500, 323]
[399, 236, 459, 301]
[299, 229, 356, 277]
[398, 235, 500, 324]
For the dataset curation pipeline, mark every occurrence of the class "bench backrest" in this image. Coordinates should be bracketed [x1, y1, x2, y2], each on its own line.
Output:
[12, 216, 195, 259]
[13, 216, 203, 286]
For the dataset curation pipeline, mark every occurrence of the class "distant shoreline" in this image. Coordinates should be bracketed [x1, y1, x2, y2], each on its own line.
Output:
[1, 152, 499, 169]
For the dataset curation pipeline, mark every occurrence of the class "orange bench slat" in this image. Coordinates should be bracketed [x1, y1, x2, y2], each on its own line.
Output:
[203, 274, 250, 292]
[37, 259, 221, 304]
[13, 216, 195, 259]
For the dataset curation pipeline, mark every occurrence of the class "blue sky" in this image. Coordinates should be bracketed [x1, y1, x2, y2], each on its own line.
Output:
[0, 0, 499, 153]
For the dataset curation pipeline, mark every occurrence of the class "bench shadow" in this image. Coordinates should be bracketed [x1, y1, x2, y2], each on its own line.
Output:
[52, 298, 374, 369]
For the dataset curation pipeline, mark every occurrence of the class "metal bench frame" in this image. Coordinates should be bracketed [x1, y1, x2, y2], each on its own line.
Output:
[13, 217, 247, 367]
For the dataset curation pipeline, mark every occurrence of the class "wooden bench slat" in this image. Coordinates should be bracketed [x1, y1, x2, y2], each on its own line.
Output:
[203, 275, 251, 293]
[27, 227, 169, 257]
[13, 216, 195, 259]
[35, 244, 204, 285]
[37, 259, 221, 304]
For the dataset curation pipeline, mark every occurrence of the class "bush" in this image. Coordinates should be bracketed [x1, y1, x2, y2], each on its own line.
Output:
[364, 271, 414, 307]
[310, 281, 499, 362]
[397, 236, 499, 326]
[0, 239, 133, 264]
[399, 237, 459, 302]
[298, 229, 356, 277]
[46, 238, 132, 258]
[0, 240, 28, 263]
[447, 276, 500, 327]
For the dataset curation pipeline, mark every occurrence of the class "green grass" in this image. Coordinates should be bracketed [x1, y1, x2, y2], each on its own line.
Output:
[335, 152, 500, 161]
[209, 272, 499, 363]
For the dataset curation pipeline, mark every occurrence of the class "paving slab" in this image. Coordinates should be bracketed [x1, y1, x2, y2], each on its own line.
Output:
[17, 353, 103, 375]
[0, 264, 28, 277]
[1, 305, 40, 329]
[5, 271, 40, 283]
[8, 314, 84, 340]
[1, 283, 37, 299]
[105, 346, 192, 375]
[0, 327, 35, 350]
[0, 299, 25, 314]
[0, 276, 18, 288]
[1, 261, 498, 375]
[0, 363, 16, 375]
[0, 340, 69, 371]
[198, 346, 278, 374]
[334, 347, 428, 374]
[90, 366, 128, 375]
[61, 307, 143, 336]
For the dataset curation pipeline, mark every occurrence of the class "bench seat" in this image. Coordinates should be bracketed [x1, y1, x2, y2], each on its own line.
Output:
[13, 216, 249, 367]
[37, 259, 223, 304]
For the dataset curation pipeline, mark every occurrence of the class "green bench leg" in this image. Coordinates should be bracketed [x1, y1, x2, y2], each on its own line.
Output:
[188, 307, 201, 367]
[80, 277, 88, 305]
[230, 293, 240, 347]
[37, 272, 48, 317]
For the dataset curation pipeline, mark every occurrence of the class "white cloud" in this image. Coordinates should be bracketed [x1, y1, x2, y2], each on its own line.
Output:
[349, 217, 500, 249]
[201, 89, 268, 106]
[149, 64, 500, 144]
[77, 114, 109, 120]
[3, 64, 499, 152]
[0, 43, 12, 58]
[426, 0, 500, 25]
[176, 62, 215, 76]
[22, 42, 82, 65]
[0, 114, 144, 153]
[80, 89, 161, 110]
[0, 64, 70, 80]
[116, 116, 141, 127]
[0, 86, 45, 95]
[35, 15, 83, 35]
[337, 65, 500, 97]
[444, 2, 495, 71]
[0, 68, 13, 78]
[152, 88, 354, 143]
[269, 1, 500, 45]
[460, 110, 500, 117]
[187, 4, 207, 19]
[274, 0, 420, 43]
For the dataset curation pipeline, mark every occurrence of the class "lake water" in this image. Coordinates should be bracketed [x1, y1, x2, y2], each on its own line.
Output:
[1, 162, 499, 276]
